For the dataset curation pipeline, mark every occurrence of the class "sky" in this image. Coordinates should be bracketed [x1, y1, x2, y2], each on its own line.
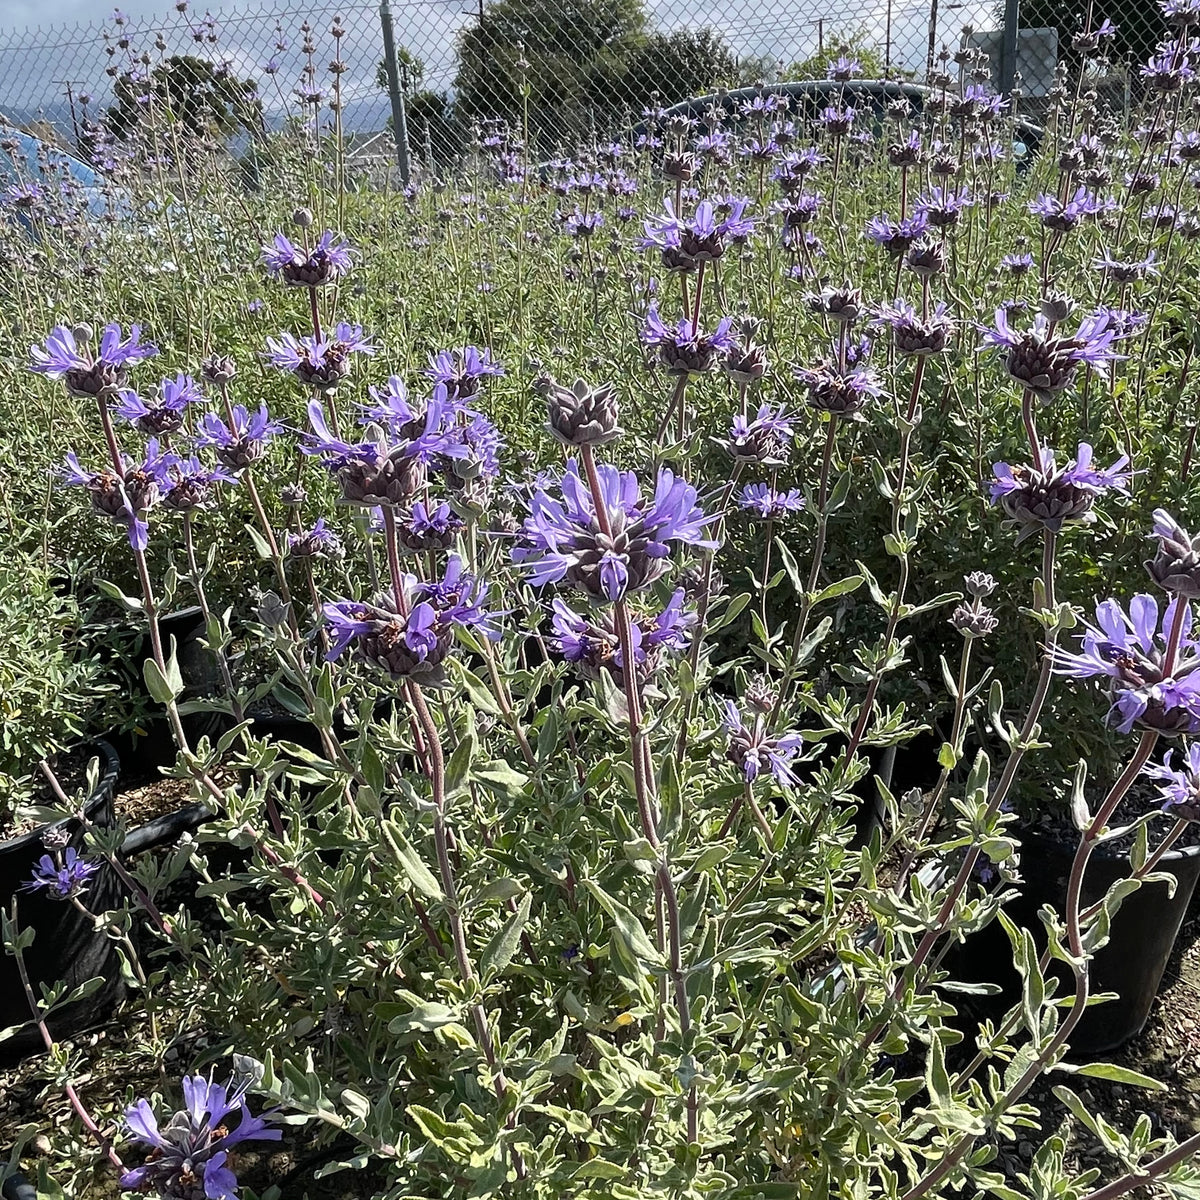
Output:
[0, 0, 998, 134]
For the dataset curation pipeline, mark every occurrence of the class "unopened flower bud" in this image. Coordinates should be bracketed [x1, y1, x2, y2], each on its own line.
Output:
[951, 602, 999, 638]
[1039, 291, 1076, 323]
[200, 352, 237, 385]
[1146, 510, 1200, 597]
[293, 207, 314, 228]
[745, 675, 778, 714]
[964, 571, 997, 597]
[543, 377, 621, 447]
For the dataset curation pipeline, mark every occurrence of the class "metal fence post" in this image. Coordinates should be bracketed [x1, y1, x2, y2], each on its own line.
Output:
[999, 0, 1020, 97]
[379, 0, 411, 184]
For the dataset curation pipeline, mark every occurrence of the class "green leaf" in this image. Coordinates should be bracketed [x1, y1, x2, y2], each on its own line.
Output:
[448, 661, 503, 716]
[95, 577, 143, 612]
[812, 574, 864, 606]
[1055, 1061, 1166, 1090]
[444, 728, 476, 796]
[584, 879, 662, 964]
[474, 759, 529, 798]
[382, 823, 442, 900]
[143, 654, 182, 705]
[244, 523, 276, 561]
[937, 741, 957, 770]
[480, 892, 531, 978]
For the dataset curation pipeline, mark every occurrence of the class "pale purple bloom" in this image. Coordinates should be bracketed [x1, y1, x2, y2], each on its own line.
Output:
[865, 211, 928, 256]
[738, 483, 805, 519]
[31, 323, 157, 396]
[827, 54, 862, 80]
[265, 324, 376, 390]
[425, 346, 504, 403]
[1053, 594, 1200, 734]
[1030, 186, 1108, 232]
[724, 403, 795, 464]
[641, 197, 756, 267]
[113, 373, 202, 436]
[24, 847, 100, 899]
[324, 558, 496, 683]
[640, 303, 735, 375]
[261, 230, 352, 286]
[513, 460, 716, 603]
[286, 517, 344, 559]
[873, 299, 956, 356]
[1001, 252, 1035, 275]
[548, 590, 694, 678]
[1145, 743, 1200, 820]
[59, 441, 173, 550]
[161, 456, 237, 511]
[121, 1073, 280, 1200]
[915, 185, 973, 227]
[982, 306, 1127, 400]
[989, 442, 1130, 543]
[564, 208, 603, 237]
[723, 702, 804, 786]
[195, 404, 281, 471]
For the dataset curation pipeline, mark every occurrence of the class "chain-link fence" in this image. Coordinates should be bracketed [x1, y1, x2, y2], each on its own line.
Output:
[0, 0, 1178, 174]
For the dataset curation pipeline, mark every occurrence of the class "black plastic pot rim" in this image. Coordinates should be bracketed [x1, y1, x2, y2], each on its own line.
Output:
[0, 740, 119, 855]
[120, 802, 216, 857]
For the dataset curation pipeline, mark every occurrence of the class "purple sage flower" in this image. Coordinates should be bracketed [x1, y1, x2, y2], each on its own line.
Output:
[737, 483, 805, 519]
[261, 229, 352, 286]
[1145, 744, 1200, 821]
[23, 847, 100, 899]
[113, 372, 203, 436]
[512, 460, 716, 602]
[121, 1072, 280, 1200]
[982, 307, 1127, 401]
[265, 323, 376, 391]
[1054, 594, 1200, 734]
[31, 322, 158, 397]
[59, 441, 173, 550]
[989, 442, 1130, 543]
[286, 517, 344, 560]
[640, 303, 734, 375]
[195, 404, 281, 472]
[723, 701, 804, 786]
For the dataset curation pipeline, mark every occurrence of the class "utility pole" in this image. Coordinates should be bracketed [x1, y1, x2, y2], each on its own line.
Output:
[999, 0, 1020, 97]
[378, 0, 411, 184]
[817, 18, 825, 55]
[55, 79, 82, 148]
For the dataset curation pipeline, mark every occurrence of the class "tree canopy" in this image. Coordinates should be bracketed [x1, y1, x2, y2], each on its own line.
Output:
[107, 55, 263, 143]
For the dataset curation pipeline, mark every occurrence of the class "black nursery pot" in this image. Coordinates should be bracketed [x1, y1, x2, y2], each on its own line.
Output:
[0, 740, 124, 1065]
[948, 823, 1200, 1055]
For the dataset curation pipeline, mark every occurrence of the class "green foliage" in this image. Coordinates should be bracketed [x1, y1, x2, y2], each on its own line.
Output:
[783, 30, 890, 80]
[453, 0, 648, 139]
[621, 28, 739, 107]
[0, 562, 110, 819]
[107, 54, 265, 143]
[374, 46, 426, 95]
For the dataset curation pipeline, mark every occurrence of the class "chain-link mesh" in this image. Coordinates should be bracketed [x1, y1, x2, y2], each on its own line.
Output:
[0, 0, 1179, 170]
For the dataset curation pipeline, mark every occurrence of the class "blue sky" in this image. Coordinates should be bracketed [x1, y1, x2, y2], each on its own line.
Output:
[0, 0, 994, 132]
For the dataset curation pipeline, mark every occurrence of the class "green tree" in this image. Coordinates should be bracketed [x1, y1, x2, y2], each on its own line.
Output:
[783, 31, 888, 81]
[107, 55, 263, 142]
[453, 0, 648, 143]
[375, 47, 426, 96]
[622, 27, 738, 109]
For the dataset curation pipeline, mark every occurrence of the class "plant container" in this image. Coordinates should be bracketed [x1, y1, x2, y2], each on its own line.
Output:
[0, 739, 123, 1065]
[947, 822, 1200, 1054]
